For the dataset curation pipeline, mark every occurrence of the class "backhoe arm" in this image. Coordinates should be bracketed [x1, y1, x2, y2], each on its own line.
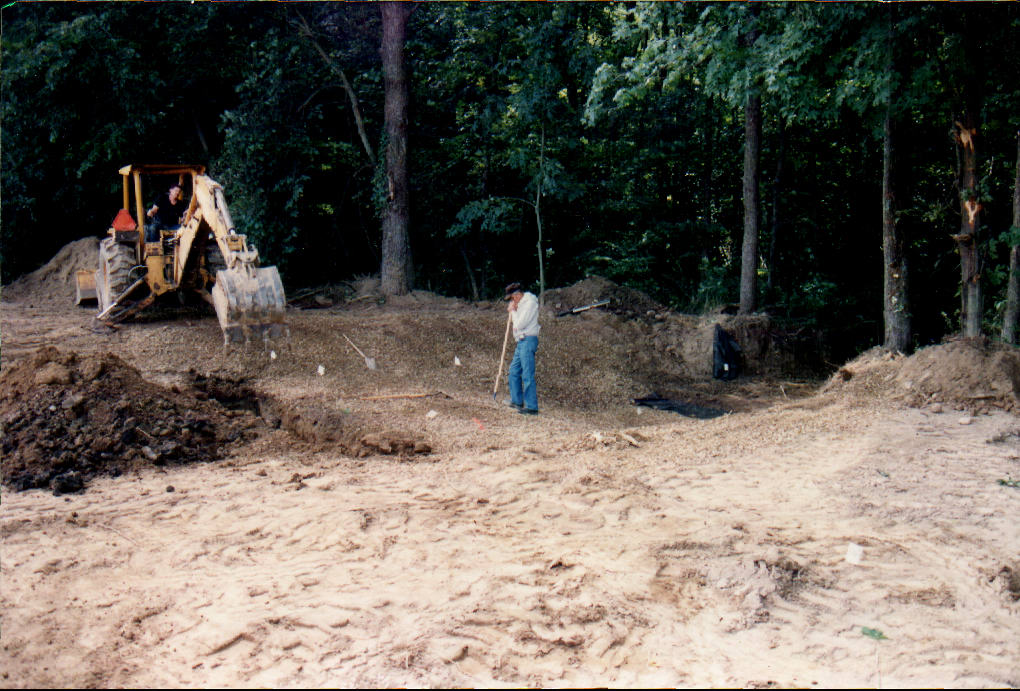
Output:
[178, 175, 287, 344]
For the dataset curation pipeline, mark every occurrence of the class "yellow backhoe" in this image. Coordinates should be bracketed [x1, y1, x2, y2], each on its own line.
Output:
[79, 164, 287, 344]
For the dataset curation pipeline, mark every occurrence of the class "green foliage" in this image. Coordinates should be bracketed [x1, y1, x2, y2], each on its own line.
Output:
[1, 5, 166, 278]
[692, 258, 738, 313]
[448, 198, 518, 239]
[3, 2, 1020, 356]
[216, 32, 321, 271]
[1002, 226, 1020, 249]
[789, 276, 840, 317]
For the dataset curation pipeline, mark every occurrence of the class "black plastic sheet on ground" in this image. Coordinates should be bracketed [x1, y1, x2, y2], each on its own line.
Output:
[632, 396, 728, 419]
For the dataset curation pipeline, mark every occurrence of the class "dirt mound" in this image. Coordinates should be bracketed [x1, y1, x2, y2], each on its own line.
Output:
[0, 349, 432, 494]
[288, 275, 474, 312]
[543, 276, 667, 319]
[3, 236, 99, 304]
[824, 338, 1020, 413]
[642, 312, 827, 379]
[894, 338, 1020, 412]
[543, 277, 828, 378]
[0, 347, 255, 493]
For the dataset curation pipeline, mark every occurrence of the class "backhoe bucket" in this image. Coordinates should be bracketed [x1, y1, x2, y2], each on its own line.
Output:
[211, 265, 288, 344]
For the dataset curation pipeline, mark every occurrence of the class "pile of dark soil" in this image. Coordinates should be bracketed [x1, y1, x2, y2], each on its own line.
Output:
[0, 347, 258, 493]
[1, 349, 433, 494]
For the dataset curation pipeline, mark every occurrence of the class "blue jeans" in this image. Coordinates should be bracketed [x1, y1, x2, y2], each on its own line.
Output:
[508, 335, 538, 412]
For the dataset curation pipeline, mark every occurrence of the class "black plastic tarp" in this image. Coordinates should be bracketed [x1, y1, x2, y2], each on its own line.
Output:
[713, 324, 742, 381]
[632, 396, 727, 419]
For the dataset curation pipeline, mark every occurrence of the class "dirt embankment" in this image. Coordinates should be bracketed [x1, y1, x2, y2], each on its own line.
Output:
[825, 338, 1020, 414]
[3, 240, 1018, 494]
[545, 275, 830, 379]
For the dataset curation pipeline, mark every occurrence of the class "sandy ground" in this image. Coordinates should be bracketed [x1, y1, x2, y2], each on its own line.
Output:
[2, 285, 1019, 688]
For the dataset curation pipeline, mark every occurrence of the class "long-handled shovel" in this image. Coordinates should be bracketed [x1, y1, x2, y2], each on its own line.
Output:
[492, 312, 512, 400]
[343, 333, 378, 370]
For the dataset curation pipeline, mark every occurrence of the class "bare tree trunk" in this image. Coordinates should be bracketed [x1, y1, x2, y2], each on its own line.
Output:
[883, 104, 910, 352]
[739, 90, 761, 314]
[954, 14, 985, 338]
[1003, 131, 1020, 344]
[882, 11, 910, 353]
[379, 2, 414, 296]
[955, 116, 982, 337]
[191, 110, 209, 157]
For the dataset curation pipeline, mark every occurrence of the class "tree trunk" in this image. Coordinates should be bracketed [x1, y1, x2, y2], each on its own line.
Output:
[379, 2, 414, 296]
[882, 11, 910, 353]
[882, 103, 910, 352]
[1002, 131, 1020, 344]
[739, 90, 761, 314]
[955, 115, 982, 337]
[954, 14, 984, 338]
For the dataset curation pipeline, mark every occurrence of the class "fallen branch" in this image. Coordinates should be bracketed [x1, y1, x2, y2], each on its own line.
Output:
[357, 391, 450, 401]
[286, 287, 323, 303]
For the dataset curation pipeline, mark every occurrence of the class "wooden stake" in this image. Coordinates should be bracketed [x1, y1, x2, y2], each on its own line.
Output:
[493, 312, 512, 399]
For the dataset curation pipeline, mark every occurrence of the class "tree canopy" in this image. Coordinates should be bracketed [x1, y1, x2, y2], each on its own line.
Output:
[2, 1, 1018, 357]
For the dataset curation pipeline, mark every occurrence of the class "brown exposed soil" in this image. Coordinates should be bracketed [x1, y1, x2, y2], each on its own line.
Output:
[0, 350, 433, 494]
[824, 338, 1020, 413]
[0, 347, 243, 493]
[3, 237, 99, 304]
[1, 240, 1018, 689]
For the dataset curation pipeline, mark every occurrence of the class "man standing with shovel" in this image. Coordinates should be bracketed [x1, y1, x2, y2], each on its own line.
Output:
[503, 282, 540, 415]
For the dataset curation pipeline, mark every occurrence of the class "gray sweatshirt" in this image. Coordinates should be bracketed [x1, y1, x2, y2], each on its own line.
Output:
[511, 292, 541, 341]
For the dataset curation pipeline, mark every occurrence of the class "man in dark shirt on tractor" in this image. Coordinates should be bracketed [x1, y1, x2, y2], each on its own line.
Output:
[145, 183, 186, 242]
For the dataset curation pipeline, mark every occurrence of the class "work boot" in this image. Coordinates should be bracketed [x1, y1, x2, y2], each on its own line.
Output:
[503, 398, 523, 410]
[518, 408, 538, 416]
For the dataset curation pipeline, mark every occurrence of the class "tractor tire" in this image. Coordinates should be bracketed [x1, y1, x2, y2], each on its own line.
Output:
[96, 237, 137, 312]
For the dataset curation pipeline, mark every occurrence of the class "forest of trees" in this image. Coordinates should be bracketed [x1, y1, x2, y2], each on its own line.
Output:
[2, 2, 1018, 361]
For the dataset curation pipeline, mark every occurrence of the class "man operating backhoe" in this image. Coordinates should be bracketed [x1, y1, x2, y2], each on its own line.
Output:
[145, 183, 186, 241]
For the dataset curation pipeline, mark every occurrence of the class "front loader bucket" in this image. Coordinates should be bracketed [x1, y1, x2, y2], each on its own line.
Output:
[75, 270, 97, 305]
[211, 265, 288, 344]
